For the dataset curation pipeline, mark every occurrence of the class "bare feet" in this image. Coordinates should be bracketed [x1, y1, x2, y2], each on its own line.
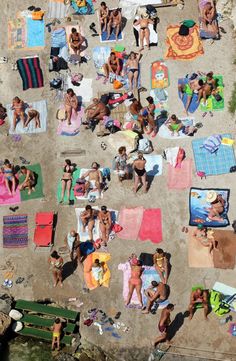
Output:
[142, 309, 149, 314]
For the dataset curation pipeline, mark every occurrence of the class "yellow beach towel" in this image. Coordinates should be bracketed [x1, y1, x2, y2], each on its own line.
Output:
[221, 138, 235, 146]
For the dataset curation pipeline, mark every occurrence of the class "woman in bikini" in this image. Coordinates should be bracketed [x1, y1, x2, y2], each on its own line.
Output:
[206, 191, 225, 222]
[142, 96, 156, 135]
[198, 72, 216, 105]
[193, 224, 217, 255]
[153, 248, 169, 284]
[98, 205, 112, 246]
[134, 13, 154, 51]
[1, 159, 16, 196]
[60, 159, 74, 204]
[103, 52, 121, 84]
[48, 251, 63, 288]
[11, 96, 25, 131]
[126, 51, 141, 91]
[125, 257, 143, 308]
[69, 27, 83, 55]
[99, 2, 109, 32]
[132, 152, 147, 193]
[24, 109, 41, 128]
[64, 88, 78, 126]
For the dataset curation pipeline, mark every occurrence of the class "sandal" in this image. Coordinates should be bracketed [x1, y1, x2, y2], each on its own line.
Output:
[101, 142, 107, 150]
[202, 112, 207, 118]
[195, 122, 203, 129]
[209, 111, 213, 117]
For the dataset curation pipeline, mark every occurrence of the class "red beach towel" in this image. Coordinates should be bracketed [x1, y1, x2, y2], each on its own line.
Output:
[138, 208, 162, 244]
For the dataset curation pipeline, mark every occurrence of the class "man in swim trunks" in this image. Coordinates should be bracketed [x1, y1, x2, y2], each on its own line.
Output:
[126, 51, 141, 91]
[142, 281, 167, 314]
[80, 205, 98, 241]
[69, 27, 84, 55]
[51, 318, 62, 351]
[18, 166, 36, 195]
[11, 96, 25, 131]
[178, 79, 204, 115]
[106, 9, 122, 41]
[81, 162, 103, 198]
[152, 304, 174, 347]
[188, 288, 209, 320]
[98, 205, 112, 246]
[166, 114, 183, 137]
[64, 88, 78, 125]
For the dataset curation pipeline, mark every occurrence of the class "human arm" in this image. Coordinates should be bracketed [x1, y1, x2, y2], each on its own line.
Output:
[134, 19, 140, 26]
[107, 211, 112, 227]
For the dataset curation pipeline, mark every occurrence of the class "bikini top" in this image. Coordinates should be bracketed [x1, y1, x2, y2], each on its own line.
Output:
[156, 255, 165, 267]
[63, 165, 73, 173]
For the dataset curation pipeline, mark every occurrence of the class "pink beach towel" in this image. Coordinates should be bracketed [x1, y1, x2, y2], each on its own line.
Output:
[118, 262, 139, 304]
[167, 159, 192, 189]
[118, 207, 144, 240]
[57, 107, 83, 135]
[138, 208, 162, 244]
[0, 175, 21, 205]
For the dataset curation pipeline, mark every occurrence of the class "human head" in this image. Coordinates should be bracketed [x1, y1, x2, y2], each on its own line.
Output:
[94, 258, 100, 265]
[137, 152, 144, 160]
[155, 248, 164, 255]
[131, 258, 141, 266]
[67, 88, 75, 97]
[196, 288, 203, 296]
[110, 52, 116, 59]
[132, 98, 138, 104]
[4, 159, 11, 166]
[198, 79, 204, 87]
[171, 114, 177, 121]
[20, 166, 27, 174]
[101, 205, 107, 213]
[85, 205, 92, 211]
[70, 230, 76, 237]
[113, 9, 119, 16]
[146, 96, 154, 104]
[91, 162, 99, 169]
[206, 190, 217, 203]
[206, 71, 213, 80]
[71, 27, 77, 34]
[65, 159, 71, 166]
[101, 1, 106, 7]
[118, 146, 126, 155]
[141, 13, 149, 19]
[129, 51, 136, 60]
[93, 97, 99, 104]
[55, 318, 61, 324]
[13, 96, 20, 102]
[166, 303, 174, 311]
[151, 281, 158, 287]
[51, 250, 60, 259]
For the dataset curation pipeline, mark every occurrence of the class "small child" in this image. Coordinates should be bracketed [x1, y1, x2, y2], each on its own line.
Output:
[91, 259, 104, 286]
[51, 318, 62, 351]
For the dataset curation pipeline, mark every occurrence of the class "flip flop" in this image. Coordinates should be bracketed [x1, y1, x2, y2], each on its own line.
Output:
[209, 111, 213, 117]
[111, 332, 121, 339]
[19, 156, 30, 164]
[114, 312, 121, 319]
[195, 122, 203, 129]
[16, 277, 25, 284]
[101, 142, 107, 150]
[104, 326, 113, 332]
[202, 112, 207, 118]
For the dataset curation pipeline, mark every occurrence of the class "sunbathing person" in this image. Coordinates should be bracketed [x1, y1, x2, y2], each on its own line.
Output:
[64, 89, 78, 126]
[198, 72, 216, 105]
[166, 114, 183, 136]
[11, 96, 25, 130]
[178, 79, 204, 115]
[92, 259, 105, 286]
[152, 304, 174, 347]
[19, 166, 36, 195]
[99, 2, 109, 32]
[0, 103, 7, 123]
[24, 109, 41, 128]
[201, 1, 218, 34]
[84, 98, 100, 121]
[115, 146, 129, 182]
[133, 152, 147, 193]
[106, 9, 122, 41]
[126, 51, 141, 91]
[153, 248, 169, 284]
[193, 224, 218, 255]
[65, 229, 80, 261]
[142, 281, 167, 314]
[98, 206, 112, 246]
[142, 96, 156, 135]
[85, 99, 110, 124]
[188, 288, 209, 320]
[103, 52, 121, 83]
[125, 257, 143, 308]
[81, 162, 103, 197]
[206, 191, 225, 222]
[60, 159, 75, 204]
[129, 98, 143, 130]
[69, 27, 84, 55]
[80, 205, 97, 241]
[1, 159, 16, 196]
[134, 13, 154, 51]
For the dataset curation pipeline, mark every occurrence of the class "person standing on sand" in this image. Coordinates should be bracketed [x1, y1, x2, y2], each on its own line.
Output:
[152, 303, 174, 347]
[132, 152, 147, 193]
[48, 251, 64, 288]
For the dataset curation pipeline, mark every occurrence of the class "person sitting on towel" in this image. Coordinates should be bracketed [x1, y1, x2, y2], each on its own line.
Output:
[197, 72, 217, 106]
[178, 79, 204, 115]
[24, 109, 41, 129]
[188, 288, 209, 320]
[106, 9, 122, 41]
[201, 1, 218, 34]
[193, 224, 218, 255]
[18, 166, 36, 195]
[69, 27, 84, 56]
[142, 281, 167, 314]
[11, 96, 26, 131]
[84, 98, 110, 128]
[206, 191, 225, 222]
[166, 114, 183, 137]
[103, 52, 122, 84]
[98, 205, 112, 246]
[99, 2, 109, 32]
[80, 205, 98, 241]
[153, 248, 169, 284]
[64, 88, 78, 126]
[81, 162, 103, 198]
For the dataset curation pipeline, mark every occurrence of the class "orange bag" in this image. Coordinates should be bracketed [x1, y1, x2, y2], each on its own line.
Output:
[77, 0, 87, 7]
[113, 80, 123, 89]
[32, 11, 45, 20]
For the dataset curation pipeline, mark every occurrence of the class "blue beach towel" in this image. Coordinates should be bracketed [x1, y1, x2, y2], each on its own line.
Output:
[51, 28, 67, 48]
[26, 19, 45, 48]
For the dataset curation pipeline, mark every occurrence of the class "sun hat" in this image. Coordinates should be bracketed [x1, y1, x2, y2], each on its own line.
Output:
[130, 258, 139, 266]
[206, 190, 217, 203]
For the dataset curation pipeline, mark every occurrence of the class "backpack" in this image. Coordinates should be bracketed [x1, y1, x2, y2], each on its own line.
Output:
[74, 183, 85, 197]
[181, 19, 196, 28]
[138, 138, 153, 154]
[210, 290, 230, 316]
[201, 134, 222, 154]
[179, 24, 189, 36]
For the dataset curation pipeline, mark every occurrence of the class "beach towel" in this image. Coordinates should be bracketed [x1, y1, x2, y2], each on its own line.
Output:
[118, 207, 144, 240]
[158, 117, 195, 139]
[167, 159, 193, 189]
[83, 252, 111, 290]
[213, 282, 236, 297]
[0, 174, 21, 206]
[200, 75, 224, 111]
[138, 209, 162, 244]
[7, 100, 47, 134]
[151, 61, 169, 89]
[75, 168, 104, 201]
[66, 77, 93, 103]
[57, 107, 83, 136]
[144, 154, 163, 177]
[178, 78, 200, 113]
[71, 0, 95, 15]
[17, 56, 44, 91]
[192, 134, 235, 176]
[8, 18, 26, 49]
[57, 168, 80, 203]
[212, 230, 236, 269]
[165, 24, 204, 61]
[93, 46, 111, 77]
[188, 227, 214, 268]
[164, 147, 179, 167]
[189, 187, 230, 227]
[19, 164, 44, 201]
[48, 0, 70, 19]
[100, 10, 123, 42]
[26, 19, 45, 48]
[51, 28, 67, 49]
[3, 214, 28, 248]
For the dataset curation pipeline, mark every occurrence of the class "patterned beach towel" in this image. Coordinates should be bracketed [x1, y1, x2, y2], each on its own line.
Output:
[3, 214, 28, 248]
[17, 56, 44, 91]
[8, 17, 26, 49]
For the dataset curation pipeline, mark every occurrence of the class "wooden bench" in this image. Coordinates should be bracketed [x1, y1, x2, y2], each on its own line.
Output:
[21, 314, 76, 334]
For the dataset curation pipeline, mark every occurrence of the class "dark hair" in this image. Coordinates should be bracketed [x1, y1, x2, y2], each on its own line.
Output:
[151, 281, 158, 287]
[92, 162, 99, 169]
[55, 318, 61, 324]
[206, 71, 213, 79]
[101, 205, 107, 211]
[67, 88, 74, 95]
[110, 52, 116, 57]
[156, 248, 164, 254]
[118, 146, 126, 154]
[198, 79, 204, 86]
[71, 27, 77, 33]
[85, 205, 92, 210]
[51, 251, 59, 259]
[4, 159, 10, 165]
[101, 1, 106, 6]
[146, 96, 154, 104]
[94, 259, 100, 264]
[167, 303, 174, 310]
[65, 159, 71, 166]
[20, 166, 26, 171]
[171, 114, 177, 120]
[113, 9, 119, 16]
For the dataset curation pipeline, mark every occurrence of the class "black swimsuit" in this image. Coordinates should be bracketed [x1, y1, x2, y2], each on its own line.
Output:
[134, 167, 146, 177]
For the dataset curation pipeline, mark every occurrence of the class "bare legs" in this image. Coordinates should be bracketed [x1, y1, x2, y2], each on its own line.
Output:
[24, 111, 41, 128]
[51, 335, 60, 351]
[125, 282, 143, 307]
[139, 28, 150, 50]
[52, 270, 63, 287]
[5, 177, 16, 196]
[100, 223, 110, 246]
[188, 302, 209, 320]
[134, 173, 147, 193]
[128, 70, 139, 91]
[60, 179, 72, 204]
[13, 111, 25, 131]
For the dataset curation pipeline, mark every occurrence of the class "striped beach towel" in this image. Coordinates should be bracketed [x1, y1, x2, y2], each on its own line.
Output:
[3, 214, 28, 248]
[17, 56, 44, 91]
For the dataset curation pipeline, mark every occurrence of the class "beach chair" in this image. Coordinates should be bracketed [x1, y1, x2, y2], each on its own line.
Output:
[33, 212, 54, 250]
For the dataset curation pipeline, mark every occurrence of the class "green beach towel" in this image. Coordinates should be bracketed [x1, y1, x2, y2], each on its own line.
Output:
[57, 168, 80, 203]
[19, 164, 44, 201]
[200, 75, 224, 111]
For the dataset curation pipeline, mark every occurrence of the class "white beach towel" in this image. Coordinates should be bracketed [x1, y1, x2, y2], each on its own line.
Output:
[67, 77, 93, 103]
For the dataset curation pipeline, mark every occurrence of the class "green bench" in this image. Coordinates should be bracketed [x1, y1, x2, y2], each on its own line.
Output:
[15, 300, 79, 321]
[18, 327, 73, 345]
[21, 314, 76, 334]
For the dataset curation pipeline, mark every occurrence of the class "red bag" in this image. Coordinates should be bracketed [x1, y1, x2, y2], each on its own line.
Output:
[112, 223, 123, 233]
[74, 183, 85, 197]
[94, 239, 102, 249]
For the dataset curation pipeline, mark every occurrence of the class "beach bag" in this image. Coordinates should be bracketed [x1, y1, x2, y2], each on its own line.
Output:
[138, 138, 152, 154]
[210, 290, 221, 308]
[179, 24, 189, 36]
[181, 20, 196, 28]
[213, 93, 223, 102]
[201, 134, 222, 154]
[112, 223, 123, 233]
[113, 80, 123, 89]
[50, 78, 62, 89]
[77, 0, 86, 7]
[74, 183, 85, 197]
